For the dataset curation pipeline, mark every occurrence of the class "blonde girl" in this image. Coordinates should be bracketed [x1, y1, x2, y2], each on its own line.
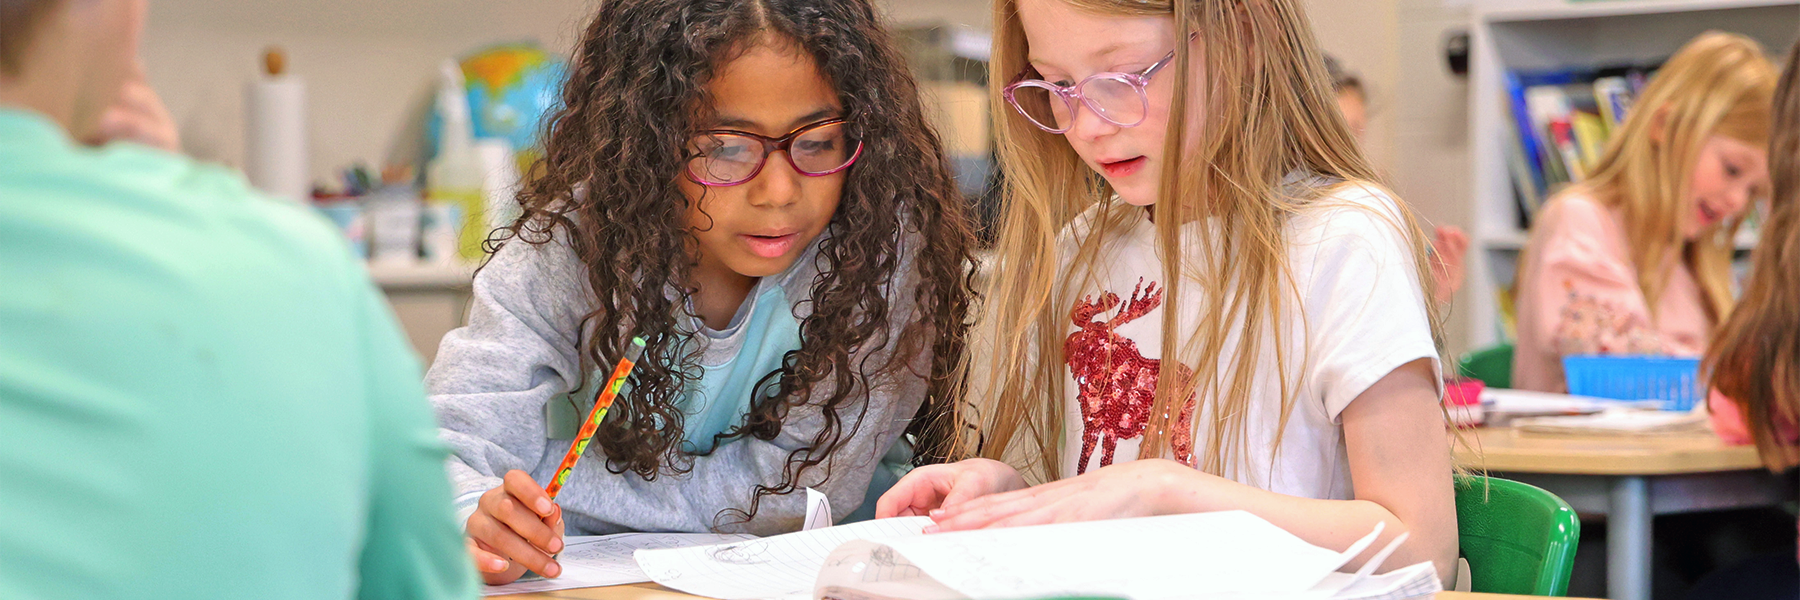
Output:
[1514, 32, 1775, 392]
[878, 0, 1457, 581]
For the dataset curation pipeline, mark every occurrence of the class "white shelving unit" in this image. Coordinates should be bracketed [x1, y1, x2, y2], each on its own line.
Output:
[1465, 0, 1800, 350]
[365, 261, 478, 291]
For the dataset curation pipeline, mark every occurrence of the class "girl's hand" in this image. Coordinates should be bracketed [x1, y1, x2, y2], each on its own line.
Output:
[1429, 226, 1469, 304]
[875, 458, 1026, 519]
[465, 470, 565, 584]
[84, 61, 181, 153]
[924, 459, 1199, 532]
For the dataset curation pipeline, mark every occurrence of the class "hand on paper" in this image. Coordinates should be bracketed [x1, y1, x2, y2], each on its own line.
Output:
[922, 458, 1202, 532]
[874, 458, 1025, 519]
[83, 61, 180, 152]
[466, 470, 566, 584]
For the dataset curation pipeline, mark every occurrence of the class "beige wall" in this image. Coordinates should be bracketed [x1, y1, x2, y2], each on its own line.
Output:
[1304, 0, 1476, 354]
[140, 0, 978, 182]
[136, 0, 1005, 364]
[140, 0, 1479, 355]
[1391, 0, 1476, 356]
[141, 1, 595, 179]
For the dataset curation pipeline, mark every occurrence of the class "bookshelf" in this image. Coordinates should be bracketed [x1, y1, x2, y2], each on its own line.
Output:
[1465, 0, 1800, 349]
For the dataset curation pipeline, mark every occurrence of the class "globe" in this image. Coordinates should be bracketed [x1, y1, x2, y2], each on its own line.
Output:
[462, 44, 566, 150]
[427, 43, 567, 157]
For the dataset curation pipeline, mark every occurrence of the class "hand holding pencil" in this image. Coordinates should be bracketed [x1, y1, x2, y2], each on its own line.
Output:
[462, 337, 645, 585]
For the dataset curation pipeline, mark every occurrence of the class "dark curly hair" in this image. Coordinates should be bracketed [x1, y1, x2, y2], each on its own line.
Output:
[489, 0, 977, 526]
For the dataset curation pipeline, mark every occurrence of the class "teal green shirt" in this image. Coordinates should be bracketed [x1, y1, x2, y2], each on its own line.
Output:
[0, 108, 476, 600]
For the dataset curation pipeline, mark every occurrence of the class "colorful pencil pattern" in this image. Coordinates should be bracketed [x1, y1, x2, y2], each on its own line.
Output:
[544, 336, 645, 499]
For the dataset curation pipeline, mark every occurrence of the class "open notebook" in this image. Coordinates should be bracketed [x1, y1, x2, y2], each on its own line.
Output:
[637, 511, 1441, 600]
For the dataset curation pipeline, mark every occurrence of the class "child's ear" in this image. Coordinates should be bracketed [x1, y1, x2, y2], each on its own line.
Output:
[1649, 104, 1672, 146]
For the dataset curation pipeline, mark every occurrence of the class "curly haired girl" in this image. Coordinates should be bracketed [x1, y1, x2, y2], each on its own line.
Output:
[427, 0, 977, 584]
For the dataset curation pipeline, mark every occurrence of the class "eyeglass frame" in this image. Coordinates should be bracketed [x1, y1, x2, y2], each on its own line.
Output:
[1002, 49, 1178, 134]
[683, 118, 864, 187]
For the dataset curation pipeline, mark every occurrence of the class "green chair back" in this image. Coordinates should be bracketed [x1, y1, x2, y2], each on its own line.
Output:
[1455, 476, 1580, 596]
[1459, 343, 1515, 389]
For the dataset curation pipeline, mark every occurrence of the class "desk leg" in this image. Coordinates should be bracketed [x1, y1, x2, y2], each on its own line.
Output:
[1608, 476, 1651, 600]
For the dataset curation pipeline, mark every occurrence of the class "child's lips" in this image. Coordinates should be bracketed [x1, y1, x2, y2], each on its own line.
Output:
[741, 232, 799, 258]
[1697, 202, 1721, 227]
[1099, 156, 1147, 178]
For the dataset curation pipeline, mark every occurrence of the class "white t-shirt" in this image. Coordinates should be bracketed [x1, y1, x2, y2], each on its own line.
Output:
[1057, 182, 1440, 500]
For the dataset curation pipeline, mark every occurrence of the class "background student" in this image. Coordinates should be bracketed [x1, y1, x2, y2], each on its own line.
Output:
[1513, 32, 1775, 393]
[0, 0, 476, 597]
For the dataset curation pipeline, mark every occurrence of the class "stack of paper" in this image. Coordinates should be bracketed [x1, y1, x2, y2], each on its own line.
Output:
[1483, 389, 1623, 416]
[1514, 407, 1708, 436]
[636, 511, 1440, 600]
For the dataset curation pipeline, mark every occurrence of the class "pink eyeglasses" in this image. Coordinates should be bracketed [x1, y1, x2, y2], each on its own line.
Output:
[1003, 49, 1177, 134]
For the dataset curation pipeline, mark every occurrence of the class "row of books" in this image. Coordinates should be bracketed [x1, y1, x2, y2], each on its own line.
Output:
[1504, 64, 1660, 228]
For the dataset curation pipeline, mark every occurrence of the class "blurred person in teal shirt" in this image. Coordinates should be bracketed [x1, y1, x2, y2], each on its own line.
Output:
[0, 1, 477, 598]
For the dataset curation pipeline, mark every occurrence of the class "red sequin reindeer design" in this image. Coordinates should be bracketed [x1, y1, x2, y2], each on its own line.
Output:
[1065, 278, 1196, 474]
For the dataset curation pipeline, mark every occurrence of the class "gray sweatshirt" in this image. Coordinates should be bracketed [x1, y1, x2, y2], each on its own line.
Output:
[427, 228, 925, 536]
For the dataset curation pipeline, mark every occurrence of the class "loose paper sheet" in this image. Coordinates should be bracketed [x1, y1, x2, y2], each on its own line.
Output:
[803, 487, 832, 531]
[636, 516, 933, 600]
[481, 532, 752, 596]
[813, 511, 1373, 600]
[636, 511, 1440, 600]
[1515, 407, 1708, 435]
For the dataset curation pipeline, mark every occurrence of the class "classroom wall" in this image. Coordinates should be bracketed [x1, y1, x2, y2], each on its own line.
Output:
[1302, 0, 1477, 355]
[139, 0, 1479, 356]
[1300, 0, 1400, 178]
[141, 0, 591, 180]
[1388, 0, 1476, 356]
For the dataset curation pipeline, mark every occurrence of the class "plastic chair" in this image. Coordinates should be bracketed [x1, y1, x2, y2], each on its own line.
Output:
[1455, 475, 1581, 596]
[1459, 343, 1514, 389]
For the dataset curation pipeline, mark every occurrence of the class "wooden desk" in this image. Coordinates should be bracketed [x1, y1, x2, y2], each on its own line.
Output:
[1459, 425, 1762, 474]
[494, 582, 1584, 600]
[1454, 427, 1793, 600]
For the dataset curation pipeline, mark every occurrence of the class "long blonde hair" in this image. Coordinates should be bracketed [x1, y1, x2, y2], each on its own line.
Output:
[962, 0, 1443, 479]
[1568, 31, 1774, 323]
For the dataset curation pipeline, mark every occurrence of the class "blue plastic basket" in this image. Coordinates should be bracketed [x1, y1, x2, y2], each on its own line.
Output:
[1561, 355, 1702, 411]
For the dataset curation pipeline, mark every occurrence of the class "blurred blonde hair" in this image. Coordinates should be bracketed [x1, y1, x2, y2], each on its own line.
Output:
[1568, 31, 1775, 323]
[963, 0, 1444, 479]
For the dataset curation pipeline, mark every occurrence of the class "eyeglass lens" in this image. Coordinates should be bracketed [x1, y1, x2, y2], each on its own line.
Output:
[687, 121, 855, 185]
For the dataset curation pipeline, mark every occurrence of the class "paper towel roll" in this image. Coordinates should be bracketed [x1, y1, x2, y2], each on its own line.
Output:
[244, 75, 308, 203]
[476, 140, 522, 232]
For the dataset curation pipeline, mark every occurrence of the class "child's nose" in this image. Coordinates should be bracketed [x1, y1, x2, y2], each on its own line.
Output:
[746, 152, 802, 208]
[1066, 102, 1121, 144]
[1720, 184, 1753, 217]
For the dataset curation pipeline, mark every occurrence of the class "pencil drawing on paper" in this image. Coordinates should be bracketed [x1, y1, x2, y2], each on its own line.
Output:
[708, 540, 775, 565]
